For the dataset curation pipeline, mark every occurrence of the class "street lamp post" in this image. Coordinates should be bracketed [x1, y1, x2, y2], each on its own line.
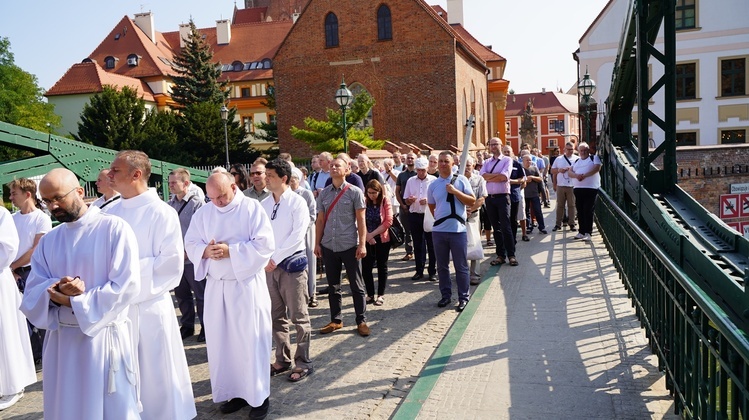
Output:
[578, 69, 596, 145]
[220, 105, 230, 169]
[334, 79, 354, 154]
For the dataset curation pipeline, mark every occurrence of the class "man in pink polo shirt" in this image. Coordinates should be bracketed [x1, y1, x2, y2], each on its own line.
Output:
[480, 138, 518, 267]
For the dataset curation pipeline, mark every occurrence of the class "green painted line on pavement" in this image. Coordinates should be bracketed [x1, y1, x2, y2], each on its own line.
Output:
[392, 263, 500, 420]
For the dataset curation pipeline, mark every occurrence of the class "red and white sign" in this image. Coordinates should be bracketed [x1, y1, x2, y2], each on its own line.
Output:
[741, 222, 749, 239]
[720, 194, 740, 218]
[727, 222, 740, 232]
[740, 193, 749, 217]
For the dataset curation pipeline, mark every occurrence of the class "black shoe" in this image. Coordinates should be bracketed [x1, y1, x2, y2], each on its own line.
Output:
[316, 286, 330, 295]
[196, 330, 205, 342]
[456, 301, 468, 312]
[539, 229, 548, 234]
[428, 274, 437, 281]
[437, 297, 452, 307]
[249, 398, 269, 420]
[552, 225, 561, 232]
[569, 225, 577, 232]
[180, 327, 194, 340]
[219, 398, 249, 414]
[411, 273, 424, 281]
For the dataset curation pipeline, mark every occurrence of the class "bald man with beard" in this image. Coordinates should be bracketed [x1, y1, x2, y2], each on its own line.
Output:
[20, 168, 142, 419]
[185, 173, 275, 419]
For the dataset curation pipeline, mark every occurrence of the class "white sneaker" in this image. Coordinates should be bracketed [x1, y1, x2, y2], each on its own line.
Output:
[574, 233, 585, 240]
[0, 391, 24, 410]
[583, 233, 592, 242]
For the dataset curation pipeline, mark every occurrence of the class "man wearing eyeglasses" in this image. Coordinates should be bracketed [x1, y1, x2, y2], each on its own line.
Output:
[261, 159, 313, 382]
[106, 150, 197, 419]
[20, 168, 141, 418]
[244, 161, 271, 201]
[185, 172, 275, 418]
[550, 142, 579, 232]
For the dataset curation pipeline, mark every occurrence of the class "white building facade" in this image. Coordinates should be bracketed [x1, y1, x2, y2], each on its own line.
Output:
[576, 0, 749, 146]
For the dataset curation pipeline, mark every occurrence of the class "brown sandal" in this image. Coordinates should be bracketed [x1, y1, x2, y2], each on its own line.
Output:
[508, 256, 519, 266]
[490, 256, 506, 266]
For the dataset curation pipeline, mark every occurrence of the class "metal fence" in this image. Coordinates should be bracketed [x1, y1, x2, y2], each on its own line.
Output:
[596, 190, 749, 419]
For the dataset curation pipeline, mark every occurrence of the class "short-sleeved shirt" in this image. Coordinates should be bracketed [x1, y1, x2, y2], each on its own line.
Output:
[509, 160, 526, 203]
[396, 169, 417, 200]
[466, 173, 487, 220]
[358, 169, 384, 189]
[572, 154, 602, 189]
[523, 165, 543, 199]
[479, 155, 512, 195]
[427, 174, 474, 233]
[243, 187, 270, 201]
[317, 181, 365, 252]
[12, 208, 52, 266]
[551, 154, 580, 188]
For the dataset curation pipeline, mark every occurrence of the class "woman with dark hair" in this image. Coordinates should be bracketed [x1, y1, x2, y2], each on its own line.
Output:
[362, 179, 393, 306]
[229, 163, 250, 191]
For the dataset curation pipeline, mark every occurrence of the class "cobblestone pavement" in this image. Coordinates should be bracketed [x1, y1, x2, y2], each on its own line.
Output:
[3, 205, 677, 419]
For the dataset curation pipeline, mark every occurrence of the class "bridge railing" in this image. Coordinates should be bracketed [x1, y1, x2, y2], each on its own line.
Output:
[596, 189, 749, 418]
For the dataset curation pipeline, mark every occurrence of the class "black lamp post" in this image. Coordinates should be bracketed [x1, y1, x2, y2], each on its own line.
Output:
[220, 105, 230, 168]
[334, 79, 354, 154]
[578, 69, 596, 145]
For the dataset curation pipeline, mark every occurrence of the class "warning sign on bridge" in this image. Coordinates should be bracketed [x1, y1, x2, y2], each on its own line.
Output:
[741, 222, 749, 239]
[740, 193, 749, 218]
[720, 194, 740, 219]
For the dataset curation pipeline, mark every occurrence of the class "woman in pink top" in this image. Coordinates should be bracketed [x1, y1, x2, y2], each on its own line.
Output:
[362, 180, 394, 306]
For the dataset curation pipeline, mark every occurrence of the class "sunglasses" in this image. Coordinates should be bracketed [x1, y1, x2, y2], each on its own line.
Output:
[251, 171, 265, 176]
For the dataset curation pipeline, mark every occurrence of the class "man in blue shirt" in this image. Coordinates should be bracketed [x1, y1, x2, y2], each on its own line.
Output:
[427, 151, 476, 312]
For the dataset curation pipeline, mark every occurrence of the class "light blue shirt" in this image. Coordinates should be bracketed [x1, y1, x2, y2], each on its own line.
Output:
[427, 174, 473, 234]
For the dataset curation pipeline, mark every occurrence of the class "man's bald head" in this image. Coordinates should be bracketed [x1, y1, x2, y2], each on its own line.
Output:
[40, 168, 86, 222]
[206, 172, 236, 208]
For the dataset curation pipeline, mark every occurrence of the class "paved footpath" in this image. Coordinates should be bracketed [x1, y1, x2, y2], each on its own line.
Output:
[4, 206, 677, 419]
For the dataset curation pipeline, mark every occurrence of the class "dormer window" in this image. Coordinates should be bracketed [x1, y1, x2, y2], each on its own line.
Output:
[104, 56, 117, 69]
[232, 61, 243, 72]
[127, 54, 139, 67]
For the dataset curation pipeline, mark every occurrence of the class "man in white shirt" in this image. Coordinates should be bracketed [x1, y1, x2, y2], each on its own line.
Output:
[262, 159, 313, 382]
[106, 150, 197, 419]
[9, 177, 52, 362]
[382, 158, 401, 218]
[403, 157, 437, 281]
[184, 172, 275, 419]
[568, 142, 602, 241]
[550, 142, 579, 232]
[311, 152, 332, 197]
[0, 206, 35, 411]
[20, 168, 141, 418]
[89, 169, 120, 211]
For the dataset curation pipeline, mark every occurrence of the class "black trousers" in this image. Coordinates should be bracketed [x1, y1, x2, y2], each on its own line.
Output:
[485, 194, 515, 258]
[399, 207, 414, 254]
[363, 240, 391, 297]
[322, 246, 366, 325]
[174, 262, 206, 332]
[574, 188, 599, 235]
[409, 212, 435, 276]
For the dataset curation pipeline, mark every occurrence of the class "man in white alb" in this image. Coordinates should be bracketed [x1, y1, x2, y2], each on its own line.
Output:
[106, 150, 197, 419]
[0, 206, 35, 411]
[20, 168, 141, 419]
[185, 172, 275, 419]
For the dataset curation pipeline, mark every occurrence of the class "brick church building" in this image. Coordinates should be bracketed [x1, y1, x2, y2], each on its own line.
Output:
[274, 0, 508, 157]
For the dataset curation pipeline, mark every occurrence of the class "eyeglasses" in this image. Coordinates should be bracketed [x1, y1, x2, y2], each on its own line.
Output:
[42, 187, 78, 206]
[251, 171, 265, 176]
[270, 202, 280, 220]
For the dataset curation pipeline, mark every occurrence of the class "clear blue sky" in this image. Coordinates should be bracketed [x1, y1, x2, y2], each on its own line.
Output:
[1, 0, 610, 94]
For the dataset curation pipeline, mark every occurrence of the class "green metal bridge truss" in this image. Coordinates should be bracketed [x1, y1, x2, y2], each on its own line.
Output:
[598, 0, 749, 417]
[0, 121, 209, 199]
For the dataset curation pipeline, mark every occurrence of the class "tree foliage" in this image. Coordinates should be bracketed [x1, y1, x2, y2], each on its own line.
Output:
[73, 85, 146, 150]
[0, 37, 61, 161]
[170, 20, 228, 107]
[290, 91, 385, 153]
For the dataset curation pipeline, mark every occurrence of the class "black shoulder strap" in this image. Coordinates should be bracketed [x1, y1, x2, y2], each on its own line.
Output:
[433, 174, 466, 227]
[563, 155, 572, 166]
[99, 195, 120, 210]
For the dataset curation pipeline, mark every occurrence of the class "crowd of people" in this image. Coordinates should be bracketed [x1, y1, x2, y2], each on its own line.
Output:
[0, 139, 601, 418]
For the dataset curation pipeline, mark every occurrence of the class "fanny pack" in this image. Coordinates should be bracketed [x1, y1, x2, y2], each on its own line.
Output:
[278, 251, 308, 273]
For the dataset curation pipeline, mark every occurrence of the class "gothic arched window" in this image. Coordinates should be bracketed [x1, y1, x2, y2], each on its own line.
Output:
[325, 13, 339, 48]
[377, 5, 392, 41]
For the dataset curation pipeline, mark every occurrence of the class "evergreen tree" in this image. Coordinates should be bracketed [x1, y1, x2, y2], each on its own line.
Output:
[252, 84, 279, 158]
[0, 37, 60, 160]
[73, 85, 146, 150]
[170, 20, 228, 107]
[138, 110, 192, 165]
[290, 91, 385, 153]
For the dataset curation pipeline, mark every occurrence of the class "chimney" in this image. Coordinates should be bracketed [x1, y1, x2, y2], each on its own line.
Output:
[542, 88, 546, 94]
[446, 0, 464, 26]
[216, 19, 231, 45]
[133, 12, 156, 43]
[178, 23, 191, 48]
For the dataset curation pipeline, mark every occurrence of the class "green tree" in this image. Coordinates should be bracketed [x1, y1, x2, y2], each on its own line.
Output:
[178, 102, 258, 167]
[138, 110, 192, 164]
[252, 85, 279, 157]
[0, 37, 61, 160]
[170, 20, 228, 107]
[73, 85, 146, 150]
[290, 91, 385, 153]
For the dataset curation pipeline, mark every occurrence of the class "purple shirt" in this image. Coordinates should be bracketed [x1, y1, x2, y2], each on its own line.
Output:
[479, 155, 512, 194]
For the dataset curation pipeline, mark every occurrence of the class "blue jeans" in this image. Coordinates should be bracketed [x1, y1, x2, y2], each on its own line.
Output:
[432, 231, 470, 303]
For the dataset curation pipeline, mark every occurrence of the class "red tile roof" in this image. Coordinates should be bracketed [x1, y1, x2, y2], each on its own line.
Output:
[449, 24, 505, 63]
[233, 7, 269, 24]
[46, 61, 155, 101]
[505, 91, 578, 116]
